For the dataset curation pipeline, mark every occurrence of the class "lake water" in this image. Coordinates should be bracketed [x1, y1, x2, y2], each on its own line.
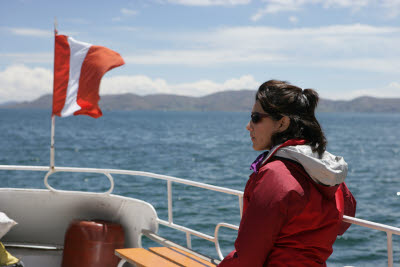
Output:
[1, 109, 400, 266]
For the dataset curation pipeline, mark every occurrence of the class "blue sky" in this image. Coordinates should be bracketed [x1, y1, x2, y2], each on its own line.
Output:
[1, 0, 400, 103]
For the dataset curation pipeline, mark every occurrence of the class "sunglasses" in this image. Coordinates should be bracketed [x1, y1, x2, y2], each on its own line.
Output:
[251, 112, 270, 123]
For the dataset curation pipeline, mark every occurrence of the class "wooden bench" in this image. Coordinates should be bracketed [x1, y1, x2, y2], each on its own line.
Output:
[115, 247, 218, 267]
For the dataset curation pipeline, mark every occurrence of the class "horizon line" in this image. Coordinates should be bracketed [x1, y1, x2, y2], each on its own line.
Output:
[1, 90, 399, 105]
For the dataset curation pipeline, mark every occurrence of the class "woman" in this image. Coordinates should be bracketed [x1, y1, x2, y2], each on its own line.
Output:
[218, 80, 356, 267]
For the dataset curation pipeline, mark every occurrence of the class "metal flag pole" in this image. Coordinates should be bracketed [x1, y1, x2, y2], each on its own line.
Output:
[50, 115, 55, 169]
[50, 17, 58, 170]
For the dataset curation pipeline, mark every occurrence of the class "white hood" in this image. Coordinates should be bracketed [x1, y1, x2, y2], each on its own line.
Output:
[271, 145, 348, 186]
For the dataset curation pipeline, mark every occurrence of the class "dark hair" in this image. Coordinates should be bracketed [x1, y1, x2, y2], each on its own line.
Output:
[256, 80, 327, 157]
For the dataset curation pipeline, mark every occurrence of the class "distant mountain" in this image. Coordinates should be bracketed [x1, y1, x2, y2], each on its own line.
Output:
[0, 90, 255, 112]
[319, 96, 400, 112]
[0, 100, 19, 107]
[2, 91, 400, 112]
[2, 94, 53, 109]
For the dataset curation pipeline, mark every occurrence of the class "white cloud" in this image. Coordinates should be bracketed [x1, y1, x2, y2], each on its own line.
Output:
[172, 75, 259, 95]
[5, 27, 52, 37]
[101, 74, 259, 96]
[112, 8, 138, 22]
[389, 81, 400, 88]
[0, 64, 258, 102]
[339, 81, 400, 99]
[383, 0, 400, 8]
[111, 26, 140, 32]
[100, 75, 169, 96]
[165, 0, 250, 6]
[252, 0, 301, 20]
[323, 0, 370, 9]
[1, 24, 399, 101]
[251, 0, 369, 21]
[120, 24, 400, 74]
[0, 52, 53, 64]
[382, 0, 400, 18]
[0, 26, 81, 38]
[3, 24, 398, 74]
[252, 0, 400, 20]
[289, 16, 299, 23]
[64, 18, 91, 24]
[124, 49, 287, 66]
[120, 8, 138, 16]
[314, 58, 400, 74]
[0, 65, 52, 102]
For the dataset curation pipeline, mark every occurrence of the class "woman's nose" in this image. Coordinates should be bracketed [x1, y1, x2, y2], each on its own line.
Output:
[246, 121, 252, 131]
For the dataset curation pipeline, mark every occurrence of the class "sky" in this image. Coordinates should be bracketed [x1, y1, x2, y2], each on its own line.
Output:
[1, 0, 400, 103]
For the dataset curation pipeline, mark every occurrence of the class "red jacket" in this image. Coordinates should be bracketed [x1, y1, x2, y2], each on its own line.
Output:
[218, 140, 356, 266]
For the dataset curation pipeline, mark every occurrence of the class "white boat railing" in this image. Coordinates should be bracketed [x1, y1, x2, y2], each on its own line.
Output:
[0, 164, 399, 266]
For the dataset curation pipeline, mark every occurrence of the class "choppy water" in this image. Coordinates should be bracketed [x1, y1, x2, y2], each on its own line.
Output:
[1, 109, 400, 266]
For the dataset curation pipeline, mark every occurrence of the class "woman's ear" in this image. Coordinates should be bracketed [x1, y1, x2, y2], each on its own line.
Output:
[277, 116, 290, 133]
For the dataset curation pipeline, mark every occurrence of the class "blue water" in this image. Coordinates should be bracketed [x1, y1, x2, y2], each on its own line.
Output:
[1, 109, 400, 266]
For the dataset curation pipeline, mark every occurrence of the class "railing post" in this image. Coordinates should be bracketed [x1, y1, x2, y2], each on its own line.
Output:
[167, 180, 173, 223]
[238, 196, 243, 218]
[186, 232, 192, 249]
[387, 232, 393, 267]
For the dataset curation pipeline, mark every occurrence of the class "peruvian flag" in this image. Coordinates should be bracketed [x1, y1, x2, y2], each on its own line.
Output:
[52, 34, 125, 118]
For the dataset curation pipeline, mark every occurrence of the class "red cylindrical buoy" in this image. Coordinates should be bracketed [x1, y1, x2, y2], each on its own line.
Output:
[62, 220, 125, 267]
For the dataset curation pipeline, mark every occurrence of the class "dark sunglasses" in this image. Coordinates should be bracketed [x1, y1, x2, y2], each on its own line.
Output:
[251, 112, 270, 123]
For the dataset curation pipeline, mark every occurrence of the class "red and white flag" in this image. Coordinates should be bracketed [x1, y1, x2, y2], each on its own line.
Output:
[52, 35, 124, 118]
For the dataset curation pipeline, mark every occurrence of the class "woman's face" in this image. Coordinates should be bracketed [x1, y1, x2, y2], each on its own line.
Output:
[246, 101, 282, 151]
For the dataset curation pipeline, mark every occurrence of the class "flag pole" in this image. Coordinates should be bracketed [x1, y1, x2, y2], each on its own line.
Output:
[50, 115, 55, 169]
[50, 17, 58, 170]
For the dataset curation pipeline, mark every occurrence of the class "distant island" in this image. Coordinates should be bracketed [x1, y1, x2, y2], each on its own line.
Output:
[1, 90, 400, 112]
